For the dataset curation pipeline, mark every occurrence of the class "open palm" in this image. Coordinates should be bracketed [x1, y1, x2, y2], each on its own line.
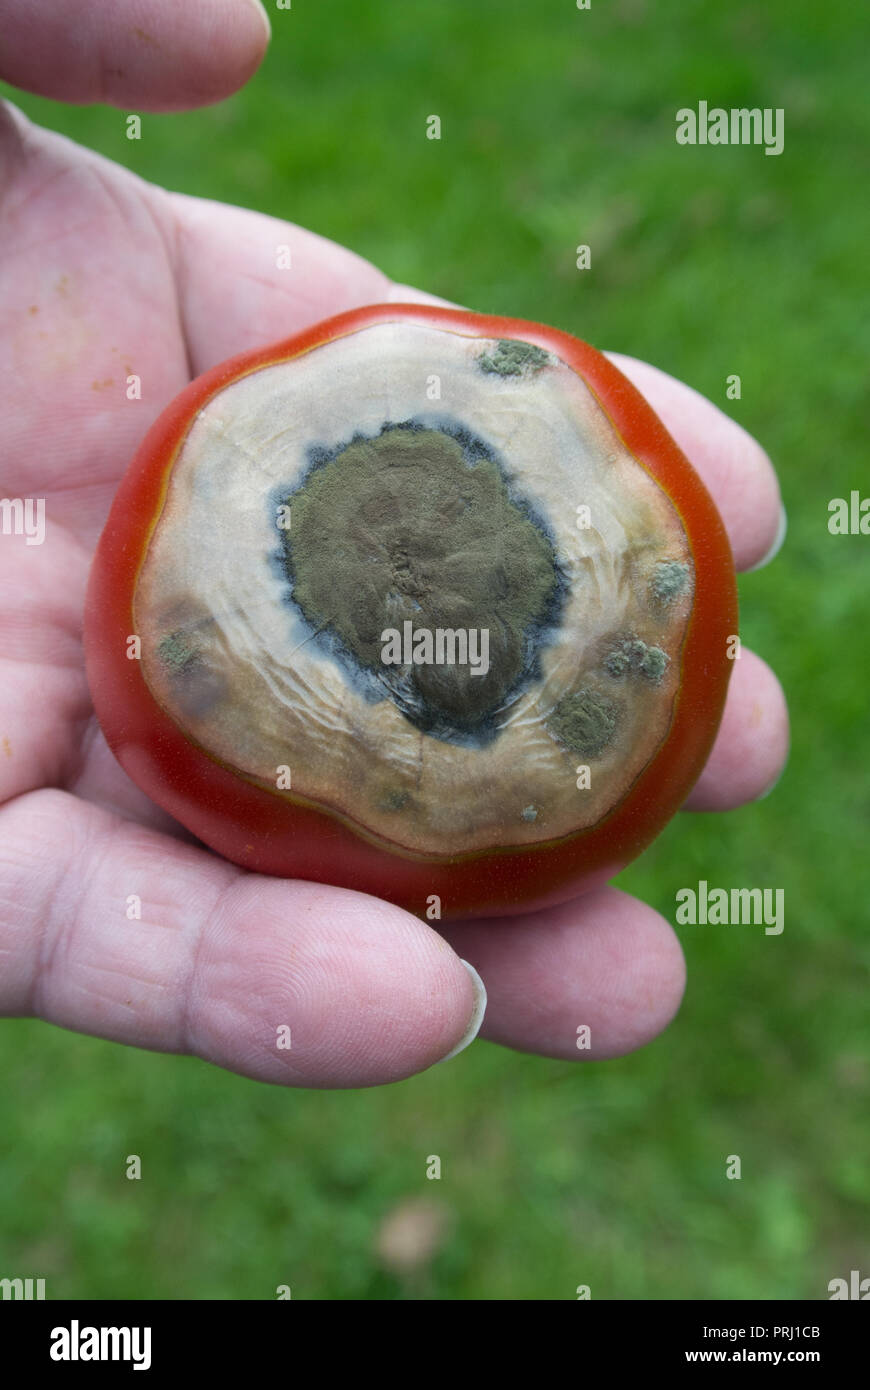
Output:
[0, 4, 788, 1087]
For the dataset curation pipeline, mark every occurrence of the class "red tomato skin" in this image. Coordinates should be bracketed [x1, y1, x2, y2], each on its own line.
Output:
[85, 303, 738, 920]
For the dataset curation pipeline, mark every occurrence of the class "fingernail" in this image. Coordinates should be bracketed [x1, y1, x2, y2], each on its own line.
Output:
[746, 500, 787, 573]
[755, 763, 787, 801]
[437, 959, 487, 1062]
[244, 0, 272, 43]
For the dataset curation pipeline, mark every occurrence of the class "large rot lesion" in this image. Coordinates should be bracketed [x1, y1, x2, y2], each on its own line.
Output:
[277, 422, 564, 740]
[133, 321, 696, 858]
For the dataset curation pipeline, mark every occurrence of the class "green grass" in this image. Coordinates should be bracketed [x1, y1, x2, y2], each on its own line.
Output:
[1, 0, 868, 1299]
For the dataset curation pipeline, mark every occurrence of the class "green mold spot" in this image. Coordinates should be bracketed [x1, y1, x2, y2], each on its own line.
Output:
[379, 788, 410, 813]
[547, 687, 618, 758]
[650, 560, 690, 605]
[158, 630, 199, 673]
[604, 636, 669, 685]
[477, 339, 550, 377]
[639, 645, 668, 682]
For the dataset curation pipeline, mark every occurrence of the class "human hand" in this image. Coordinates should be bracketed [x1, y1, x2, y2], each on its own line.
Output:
[0, 0, 788, 1086]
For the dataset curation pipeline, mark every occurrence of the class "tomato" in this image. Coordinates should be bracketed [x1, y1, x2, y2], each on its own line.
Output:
[85, 303, 737, 919]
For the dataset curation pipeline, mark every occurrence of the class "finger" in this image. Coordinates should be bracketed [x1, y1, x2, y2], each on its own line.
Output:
[0, 789, 483, 1087]
[167, 191, 395, 372]
[605, 352, 784, 573]
[441, 887, 686, 1061]
[683, 647, 789, 810]
[0, 0, 270, 112]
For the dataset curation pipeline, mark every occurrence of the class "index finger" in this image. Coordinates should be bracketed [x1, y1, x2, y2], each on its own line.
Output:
[605, 351, 784, 573]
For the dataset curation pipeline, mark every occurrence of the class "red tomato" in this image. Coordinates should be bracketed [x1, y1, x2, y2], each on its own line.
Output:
[85, 303, 737, 919]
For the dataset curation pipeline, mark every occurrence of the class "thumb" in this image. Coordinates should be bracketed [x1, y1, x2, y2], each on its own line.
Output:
[0, 790, 487, 1088]
[0, 0, 271, 112]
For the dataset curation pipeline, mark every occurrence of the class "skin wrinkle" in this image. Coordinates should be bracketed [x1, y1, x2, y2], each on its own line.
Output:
[99, 166, 193, 384]
[64, 711, 108, 798]
[152, 183, 195, 382]
[23, 789, 228, 1055]
[174, 866, 238, 1061]
[1, 164, 86, 248]
[96, 42, 126, 109]
[28, 794, 88, 1019]
[0, 100, 27, 215]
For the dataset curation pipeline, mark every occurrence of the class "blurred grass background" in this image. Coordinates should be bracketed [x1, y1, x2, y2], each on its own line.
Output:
[1, 0, 868, 1299]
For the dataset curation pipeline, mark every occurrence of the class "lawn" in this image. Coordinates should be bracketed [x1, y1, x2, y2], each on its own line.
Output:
[1, 0, 867, 1299]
